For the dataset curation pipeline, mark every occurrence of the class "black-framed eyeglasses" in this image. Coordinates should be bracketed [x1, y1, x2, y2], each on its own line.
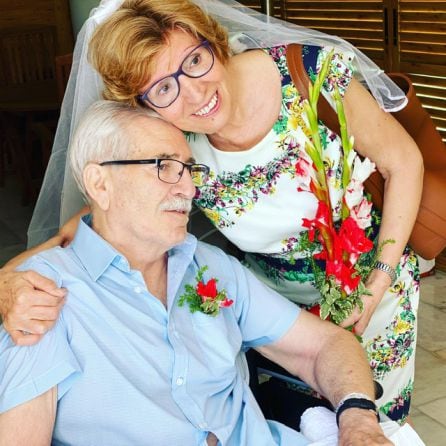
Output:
[138, 40, 215, 109]
[99, 158, 210, 187]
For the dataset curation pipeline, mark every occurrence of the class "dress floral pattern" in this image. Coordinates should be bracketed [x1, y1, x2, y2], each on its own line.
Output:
[188, 44, 419, 423]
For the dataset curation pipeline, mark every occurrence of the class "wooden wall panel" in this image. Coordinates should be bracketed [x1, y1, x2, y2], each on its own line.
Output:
[274, 1, 387, 68]
[0, 0, 53, 27]
[0, 0, 73, 54]
[398, 0, 446, 141]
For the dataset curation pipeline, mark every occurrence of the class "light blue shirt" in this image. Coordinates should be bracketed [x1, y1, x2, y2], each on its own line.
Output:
[0, 217, 307, 445]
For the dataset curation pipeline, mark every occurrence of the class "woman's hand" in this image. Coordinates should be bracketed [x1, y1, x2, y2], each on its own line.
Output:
[0, 234, 68, 345]
[339, 269, 392, 335]
[339, 290, 382, 336]
[0, 269, 66, 346]
[0, 207, 88, 346]
[58, 205, 90, 247]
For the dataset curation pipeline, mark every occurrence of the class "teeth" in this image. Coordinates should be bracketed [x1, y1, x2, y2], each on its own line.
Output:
[194, 94, 218, 116]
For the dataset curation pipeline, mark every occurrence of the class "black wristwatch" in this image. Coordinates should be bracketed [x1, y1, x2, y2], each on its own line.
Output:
[335, 394, 379, 426]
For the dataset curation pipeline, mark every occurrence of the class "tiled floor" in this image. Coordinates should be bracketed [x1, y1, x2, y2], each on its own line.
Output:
[1, 171, 445, 444]
[411, 272, 446, 445]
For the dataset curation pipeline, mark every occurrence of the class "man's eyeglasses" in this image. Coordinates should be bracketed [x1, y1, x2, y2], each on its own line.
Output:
[138, 40, 215, 109]
[99, 158, 210, 187]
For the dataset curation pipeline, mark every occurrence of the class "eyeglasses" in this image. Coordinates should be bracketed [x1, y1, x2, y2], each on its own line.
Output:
[99, 158, 210, 187]
[138, 40, 215, 108]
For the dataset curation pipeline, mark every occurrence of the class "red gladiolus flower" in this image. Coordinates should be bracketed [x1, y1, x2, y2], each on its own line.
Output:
[196, 278, 218, 301]
[326, 259, 361, 294]
[293, 57, 381, 325]
[295, 157, 311, 176]
[340, 265, 361, 294]
[302, 201, 332, 245]
[339, 217, 374, 257]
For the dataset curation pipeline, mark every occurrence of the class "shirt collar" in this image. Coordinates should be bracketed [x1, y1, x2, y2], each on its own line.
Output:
[169, 232, 197, 264]
[71, 214, 198, 282]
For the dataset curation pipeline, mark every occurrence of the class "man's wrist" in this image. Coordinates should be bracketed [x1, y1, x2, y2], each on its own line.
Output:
[335, 394, 378, 427]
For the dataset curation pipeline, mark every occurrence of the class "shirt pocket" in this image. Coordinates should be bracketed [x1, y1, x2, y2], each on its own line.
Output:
[189, 311, 242, 372]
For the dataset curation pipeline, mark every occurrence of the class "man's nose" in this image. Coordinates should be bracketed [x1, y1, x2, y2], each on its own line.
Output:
[173, 167, 197, 199]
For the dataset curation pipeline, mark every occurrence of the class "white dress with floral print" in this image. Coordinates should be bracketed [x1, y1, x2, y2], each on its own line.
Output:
[188, 44, 419, 423]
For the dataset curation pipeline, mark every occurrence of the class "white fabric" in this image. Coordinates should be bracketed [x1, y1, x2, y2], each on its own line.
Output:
[418, 256, 435, 274]
[189, 131, 320, 255]
[300, 406, 426, 446]
[27, 0, 407, 247]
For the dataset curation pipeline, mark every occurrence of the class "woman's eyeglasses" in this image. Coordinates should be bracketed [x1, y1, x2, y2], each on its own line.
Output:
[138, 40, 215, 109]
[99, 158, 210, 187]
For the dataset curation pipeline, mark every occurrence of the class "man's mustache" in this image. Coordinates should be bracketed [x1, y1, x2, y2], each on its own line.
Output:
[159, 197, 193, 213]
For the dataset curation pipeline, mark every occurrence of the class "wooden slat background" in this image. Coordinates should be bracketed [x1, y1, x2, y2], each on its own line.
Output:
[399, 0, 446, 140]
[239, 0, 446, 141]
[0, 0, 73, 54]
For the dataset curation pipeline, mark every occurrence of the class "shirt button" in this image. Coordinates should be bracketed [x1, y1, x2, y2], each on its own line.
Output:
[199, 422, 208, 430]
[176, 377, 184, 386]
[134, 286, 142, 294]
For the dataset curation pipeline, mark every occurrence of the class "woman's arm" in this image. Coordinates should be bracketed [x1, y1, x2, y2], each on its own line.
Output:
[0, 206, 90, 345]
[1, 235, 63, 273]
[0, 387, 57, 446]
[58, 205, 90, 247]
[340, 78, 424, 333]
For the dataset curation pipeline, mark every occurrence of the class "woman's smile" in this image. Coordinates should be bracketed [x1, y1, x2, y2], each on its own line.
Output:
[193, 92, 219, 117]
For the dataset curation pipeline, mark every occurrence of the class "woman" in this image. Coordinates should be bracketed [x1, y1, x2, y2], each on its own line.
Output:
[0, 0, 422, 424]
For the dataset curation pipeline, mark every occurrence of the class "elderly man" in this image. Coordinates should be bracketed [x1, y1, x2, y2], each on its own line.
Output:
[0, 101, 391, 446]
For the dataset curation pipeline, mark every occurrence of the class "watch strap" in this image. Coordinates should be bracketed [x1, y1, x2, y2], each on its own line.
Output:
[373, 260, 397, 285]
[335, 397, 379, 426]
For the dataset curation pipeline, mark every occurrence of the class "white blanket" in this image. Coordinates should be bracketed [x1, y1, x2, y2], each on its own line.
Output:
[300, 406, 425, 445]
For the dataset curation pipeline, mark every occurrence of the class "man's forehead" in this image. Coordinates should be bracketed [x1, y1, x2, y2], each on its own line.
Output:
[130, 117, 192, 159]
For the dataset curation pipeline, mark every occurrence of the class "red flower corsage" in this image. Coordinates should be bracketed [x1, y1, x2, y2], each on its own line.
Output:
[178, 266, 234, 316]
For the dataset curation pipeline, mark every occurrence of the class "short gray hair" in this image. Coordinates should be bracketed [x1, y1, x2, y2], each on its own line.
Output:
[69, 100, 161, 200]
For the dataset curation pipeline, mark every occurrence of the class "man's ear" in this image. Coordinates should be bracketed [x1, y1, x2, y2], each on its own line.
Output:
[83, 164, 111, 211]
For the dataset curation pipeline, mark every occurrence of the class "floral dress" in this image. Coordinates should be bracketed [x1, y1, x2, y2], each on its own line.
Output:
[188, 44, 419, 423]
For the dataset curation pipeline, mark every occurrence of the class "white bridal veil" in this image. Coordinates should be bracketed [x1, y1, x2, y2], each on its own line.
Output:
[27, 0, 407, 247]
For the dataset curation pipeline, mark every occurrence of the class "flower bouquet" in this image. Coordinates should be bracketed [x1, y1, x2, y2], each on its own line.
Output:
[293, 51, 392, 326]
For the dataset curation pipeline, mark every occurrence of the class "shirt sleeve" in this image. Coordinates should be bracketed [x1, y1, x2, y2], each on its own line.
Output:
[15, 252, 63, 286]
[0, 256, 81, 414]
[227, 255, 301, 349]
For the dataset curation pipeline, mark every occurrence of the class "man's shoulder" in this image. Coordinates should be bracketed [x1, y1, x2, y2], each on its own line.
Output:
[19, 245, 68, 268]
[17, 245, 78, 285]
[194, 241, 245, 285]
[195, 240, 237, 265]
